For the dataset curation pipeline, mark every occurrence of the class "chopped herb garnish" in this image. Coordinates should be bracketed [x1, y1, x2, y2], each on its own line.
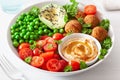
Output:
[99, 49, 108, 60]
[24, 56, 32, 64]
[64, 65, 72, 72]
[63, 0, 78, 18]
[99, 36, 112, 60]
[54, 40, 62, 44]
[82, 28, 92, 34]
[101, 36, 112, 49]
[83, 24, 91, 28]
[64, 14, 69, 23]
[30, 41, 37, 50]
[78, 18, 84, 25]
[100, 19, 110, 31]
[80, 61, 88, 69]
[47, 44, 53, 49]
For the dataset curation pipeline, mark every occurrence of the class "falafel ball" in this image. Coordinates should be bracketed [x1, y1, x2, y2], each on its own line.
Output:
[75, 10, 86, 19]
[91, 26, 108, 42]
[65, 20, 82, 33]
[84, 15, 100, 28]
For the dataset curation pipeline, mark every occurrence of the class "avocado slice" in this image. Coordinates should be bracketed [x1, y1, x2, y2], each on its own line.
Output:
[39, 3, 67, 29]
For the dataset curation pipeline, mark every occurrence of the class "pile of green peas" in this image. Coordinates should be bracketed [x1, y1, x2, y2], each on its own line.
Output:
[10, 7, 64, 47]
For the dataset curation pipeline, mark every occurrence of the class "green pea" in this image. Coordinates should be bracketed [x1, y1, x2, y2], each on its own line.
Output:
[20, 32, 25, 37]
[35, 21, 39, 25]
[42, 25, 48, 29]
[34, 25, 38, 29]
[29, 40, 34, 44]
[30, 35, 34, 39]
[27, 22, 30, 25]
[19, 39, 24, 44]
[48, 32, 53, 37]
[59, 28, 64, 33]
[24, 35, 29, 39]
[34, 35, 38, 40]
[18, 21, 22, 25]
[44, 29, 49, 34]
[28, 27, 34, 31]
[15, 35, 19, 40]
[13, 41, 19, 47]
[38, 30, 43, 35]
[25, 18, 29, 22]
[30, 22, 35, 26]
[11, 35, 15, 40]
[14, 32, 19, 35]
[15, 28, 19, 32]
[53, 29, 58, 33]
[11, 30, 15, 34]
[38, 27, 43, 30]
[26, 32, 30, 36]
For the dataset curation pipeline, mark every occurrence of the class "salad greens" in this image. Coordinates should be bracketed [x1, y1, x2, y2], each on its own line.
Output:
[80, 61, 88, 69]
[99, 37, 112, 60]
[64, 65, 72, 72]
[24, 56, 32, 64]
[63, 0, 78, 20]
[100, 19, 110, 31]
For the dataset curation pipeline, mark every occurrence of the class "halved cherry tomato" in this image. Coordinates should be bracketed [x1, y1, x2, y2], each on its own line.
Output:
[31, 56, 44, 68]
[18, 48, 33, 60]
[36, 40, 46, 48]
[53, 54, 61, 60]
[40, 51, 54, 62]
[18, 43, 30, 51]
[46, 59, 61, 72]
[41, 63, 47, 70]
[52, 33, 64, 40]
[70, 60, 80, 71]
[43, 42, 57, 52]
[59, 60, 68, 71]
[40, 35, 49, 40]
[84, 5, 96, 15]
[33, 48, 42, 56]
[45, 37, 55, 43]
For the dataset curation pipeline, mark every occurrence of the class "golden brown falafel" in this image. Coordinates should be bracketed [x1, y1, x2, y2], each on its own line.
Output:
[84, 15, 100, 28]
[75, 10, 86, 19]
[91, 26, 108, 42]
[65, 20, 82, 33]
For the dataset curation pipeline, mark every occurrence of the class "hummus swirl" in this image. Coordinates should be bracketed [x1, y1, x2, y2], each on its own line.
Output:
[62, 38, 98, 62]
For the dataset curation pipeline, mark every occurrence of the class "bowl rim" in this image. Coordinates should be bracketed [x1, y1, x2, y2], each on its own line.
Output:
[6, 0, 115, 76]
[58, 33, 102, 66]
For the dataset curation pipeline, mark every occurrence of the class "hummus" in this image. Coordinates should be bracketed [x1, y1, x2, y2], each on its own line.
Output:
[62, 38, 98, 62]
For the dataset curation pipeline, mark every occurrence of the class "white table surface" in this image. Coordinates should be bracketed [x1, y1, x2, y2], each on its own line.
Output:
[0, 0, 120, 80]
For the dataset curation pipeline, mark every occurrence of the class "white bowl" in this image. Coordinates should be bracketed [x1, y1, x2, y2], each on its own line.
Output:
[7, 0, 114, 76]
[58, 33, 101, 66]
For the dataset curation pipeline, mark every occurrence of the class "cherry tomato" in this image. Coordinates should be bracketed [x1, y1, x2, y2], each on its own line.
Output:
[18, 43, 30, 51]
[70, 61, 80, 71]
[84, 5, 96, 15]
[40, 35, 49, 40]
[43, 42, 57, 52]
[40, 51, 54, 62]
[59, 60, 68, 71]
[36, 40, 46, 48]
[52, 33, 64, 40]
[33, 48, 42, 56]
[31, 56, 44, 68]
[53, 54, 61, 60]
[18, 48, 33, 60]
[46, 59, 61, 72]
[45, 37, 55, 43]
[41, 63, 47, 70]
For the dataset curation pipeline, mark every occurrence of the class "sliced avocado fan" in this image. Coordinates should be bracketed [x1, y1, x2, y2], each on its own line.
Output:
[39, 3, 67, 29]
